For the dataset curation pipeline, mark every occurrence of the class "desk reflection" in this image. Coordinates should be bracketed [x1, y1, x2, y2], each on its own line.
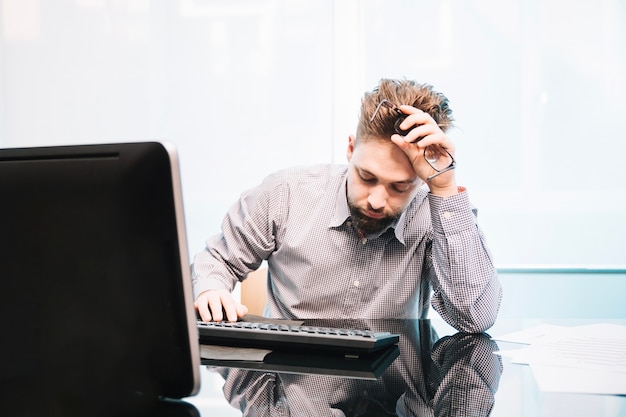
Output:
[206, 319, 502, 416]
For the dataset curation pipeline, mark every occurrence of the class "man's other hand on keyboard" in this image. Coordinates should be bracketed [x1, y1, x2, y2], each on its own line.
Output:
[195, 289, 248, 323]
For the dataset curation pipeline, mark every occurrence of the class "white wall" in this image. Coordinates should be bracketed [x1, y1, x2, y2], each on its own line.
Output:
[1, 0, 625, 268]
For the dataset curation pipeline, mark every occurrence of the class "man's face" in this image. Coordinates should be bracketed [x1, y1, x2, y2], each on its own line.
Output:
[346, 135, 421, 235]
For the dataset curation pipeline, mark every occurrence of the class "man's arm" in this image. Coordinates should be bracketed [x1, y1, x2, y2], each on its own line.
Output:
[192, 173, 281, 322]
[389, 108, 501, 331]
[427, 189, 502, 332]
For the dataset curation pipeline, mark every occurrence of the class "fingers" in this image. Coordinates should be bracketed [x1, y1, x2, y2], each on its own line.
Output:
[396, 106, 453, 151]
[194, 291, 213, 322]
[390, 108, 457, 186]
[236, 303, 249, 319]
[195, 289, 248, 322]
[396, 107, 432, 141]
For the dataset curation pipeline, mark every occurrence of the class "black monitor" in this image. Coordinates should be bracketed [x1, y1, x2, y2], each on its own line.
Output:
[0, 142, 200, 412]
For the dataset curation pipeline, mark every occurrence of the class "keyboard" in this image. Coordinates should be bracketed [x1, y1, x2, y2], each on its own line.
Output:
[196, 320, 400, 355]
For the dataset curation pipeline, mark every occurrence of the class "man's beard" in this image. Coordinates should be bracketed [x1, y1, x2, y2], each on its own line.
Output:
[347, 201, 401, 236]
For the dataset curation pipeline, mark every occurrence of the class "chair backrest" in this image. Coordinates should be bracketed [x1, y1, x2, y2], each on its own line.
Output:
[241, 268, 268, 316]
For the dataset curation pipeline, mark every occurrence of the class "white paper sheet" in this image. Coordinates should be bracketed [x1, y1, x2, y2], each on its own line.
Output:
[493, 323, 626, 395]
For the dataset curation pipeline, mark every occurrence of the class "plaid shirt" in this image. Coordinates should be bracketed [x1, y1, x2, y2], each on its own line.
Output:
[192, 164, 501, 333]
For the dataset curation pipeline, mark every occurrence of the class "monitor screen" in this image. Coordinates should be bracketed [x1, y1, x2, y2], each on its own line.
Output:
[0, 142, 200, 411]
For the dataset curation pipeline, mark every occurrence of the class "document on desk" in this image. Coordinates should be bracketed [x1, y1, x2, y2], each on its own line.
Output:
[493, 323, 626, 395]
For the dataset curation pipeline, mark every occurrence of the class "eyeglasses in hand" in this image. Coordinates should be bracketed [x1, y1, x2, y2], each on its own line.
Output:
[370, 99, 456, 181]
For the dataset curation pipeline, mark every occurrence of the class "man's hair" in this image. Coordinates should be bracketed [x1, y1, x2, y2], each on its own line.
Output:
[356, 78, 454, 142]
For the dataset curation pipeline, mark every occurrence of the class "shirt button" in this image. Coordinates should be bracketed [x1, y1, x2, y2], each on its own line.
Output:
[443, 211, 452, 219]
[361, 238, 367, 244]
[353, 280, 360, 287]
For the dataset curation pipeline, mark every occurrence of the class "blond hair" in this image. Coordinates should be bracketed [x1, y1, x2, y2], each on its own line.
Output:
[356, 79, 454, 142]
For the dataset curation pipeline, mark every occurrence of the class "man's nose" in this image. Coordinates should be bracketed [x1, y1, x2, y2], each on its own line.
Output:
[367, 185, 387, 210]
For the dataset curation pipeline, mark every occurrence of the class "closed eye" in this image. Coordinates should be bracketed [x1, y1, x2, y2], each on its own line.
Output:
[392, 184, 412, 193]
[360, 176, 376, 184]
[360, 175, 412, 193]
[357, 168, 416, 194]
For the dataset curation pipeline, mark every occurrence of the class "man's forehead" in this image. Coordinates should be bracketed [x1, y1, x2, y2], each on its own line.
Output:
[352, 140, 418, 183]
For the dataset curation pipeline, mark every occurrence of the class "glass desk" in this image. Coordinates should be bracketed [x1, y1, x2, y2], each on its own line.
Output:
[6, 318, 623, 416]
[185, 318, 626, 417]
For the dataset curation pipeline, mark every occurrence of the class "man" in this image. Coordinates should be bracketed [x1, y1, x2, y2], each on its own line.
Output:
[192, 78, 501, 333]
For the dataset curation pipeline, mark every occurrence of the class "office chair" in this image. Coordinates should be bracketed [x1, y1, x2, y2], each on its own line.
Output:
[241, 268, 268, 316]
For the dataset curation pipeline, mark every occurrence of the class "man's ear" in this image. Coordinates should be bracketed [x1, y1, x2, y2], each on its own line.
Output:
[346, 135, 356, 161]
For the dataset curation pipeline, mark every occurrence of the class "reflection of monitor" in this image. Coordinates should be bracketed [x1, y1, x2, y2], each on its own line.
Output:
[0, 142, 200, 409]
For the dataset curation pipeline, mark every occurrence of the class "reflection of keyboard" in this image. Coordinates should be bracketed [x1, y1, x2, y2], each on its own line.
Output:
[197, 320, 400, 355]
[200, 344, 400, 380]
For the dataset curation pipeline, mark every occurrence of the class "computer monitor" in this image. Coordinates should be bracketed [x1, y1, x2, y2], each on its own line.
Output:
[0, 142, 200, 410]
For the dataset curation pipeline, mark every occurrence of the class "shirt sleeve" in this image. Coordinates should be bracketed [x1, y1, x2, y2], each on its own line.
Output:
[218, 368, 290, 416]
[191, 172, 283, 300]
[426, 189, 502, 333]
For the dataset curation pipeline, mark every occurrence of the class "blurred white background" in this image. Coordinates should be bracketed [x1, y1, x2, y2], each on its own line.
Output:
[3, 2, 625, 414]
[1, 0, 625, 267]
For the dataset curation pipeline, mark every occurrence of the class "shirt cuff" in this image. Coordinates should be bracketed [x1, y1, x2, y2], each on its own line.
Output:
[428, 186, 476, 234]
